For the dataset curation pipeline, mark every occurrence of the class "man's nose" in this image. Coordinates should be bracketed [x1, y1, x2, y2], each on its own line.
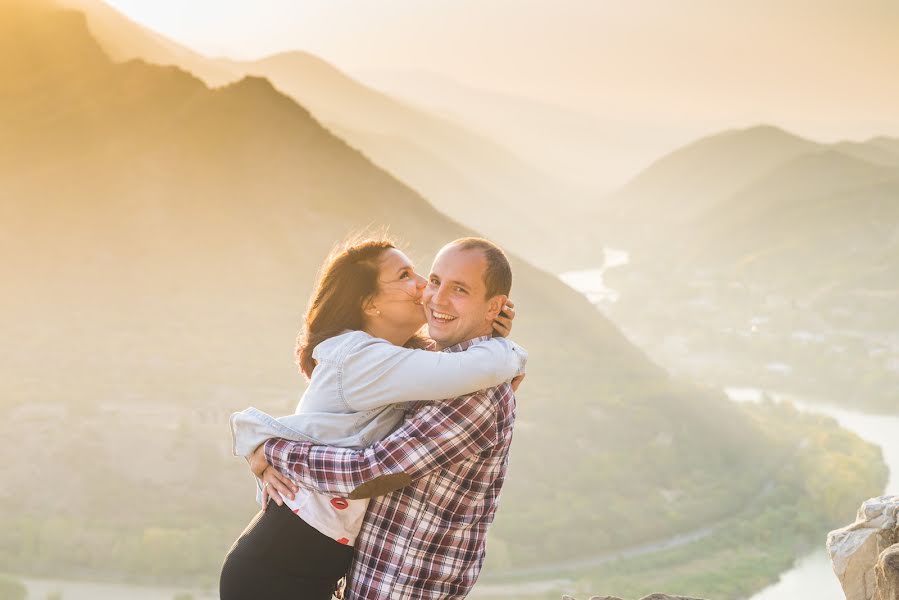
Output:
[430, 283, 449, 305]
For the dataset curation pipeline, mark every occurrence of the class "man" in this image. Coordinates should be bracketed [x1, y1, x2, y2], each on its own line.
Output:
[252, 237, 521, 599]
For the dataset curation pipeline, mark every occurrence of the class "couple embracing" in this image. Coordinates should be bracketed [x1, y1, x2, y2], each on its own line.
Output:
[221, 235, 527, 599]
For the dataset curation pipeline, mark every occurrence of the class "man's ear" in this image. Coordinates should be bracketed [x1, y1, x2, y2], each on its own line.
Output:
[485, 294, 508, 321]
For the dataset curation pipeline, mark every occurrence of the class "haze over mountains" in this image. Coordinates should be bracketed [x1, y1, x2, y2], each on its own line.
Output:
[1, 0, 800, 583]
[354, 68, 668, 192]
[56, 0, 586, 271]
[595, 125, 899, 307]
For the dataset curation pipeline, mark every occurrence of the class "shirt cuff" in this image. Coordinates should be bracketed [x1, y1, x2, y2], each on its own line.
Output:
[264, 438, 311, 476]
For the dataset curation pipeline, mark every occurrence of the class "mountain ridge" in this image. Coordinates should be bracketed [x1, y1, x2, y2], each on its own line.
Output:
[51, 0, 585, 270]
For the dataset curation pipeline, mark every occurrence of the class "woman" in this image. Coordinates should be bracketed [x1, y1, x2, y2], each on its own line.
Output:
[220, 236, 525, 600]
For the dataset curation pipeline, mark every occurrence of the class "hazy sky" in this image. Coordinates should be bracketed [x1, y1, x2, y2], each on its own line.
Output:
[102, 0, 899, 141]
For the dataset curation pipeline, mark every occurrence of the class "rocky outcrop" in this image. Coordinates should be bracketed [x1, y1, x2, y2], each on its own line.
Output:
[827, 495, 899, 600]
[875, 543, 899, 600]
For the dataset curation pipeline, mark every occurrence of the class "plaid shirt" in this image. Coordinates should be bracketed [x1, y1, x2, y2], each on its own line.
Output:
[264, 335, 517, 599]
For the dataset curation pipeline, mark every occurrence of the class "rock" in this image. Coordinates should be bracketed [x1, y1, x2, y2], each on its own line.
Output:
[827, 495, 899, 600]
[875, 543, 899, 600]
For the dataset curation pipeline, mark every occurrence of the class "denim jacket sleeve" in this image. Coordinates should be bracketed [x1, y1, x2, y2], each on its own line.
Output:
[338, 336, 526, 411]
[230, 406, 327, 457]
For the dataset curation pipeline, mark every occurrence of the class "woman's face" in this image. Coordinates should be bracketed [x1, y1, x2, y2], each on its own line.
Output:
[368, 248, 427, 332]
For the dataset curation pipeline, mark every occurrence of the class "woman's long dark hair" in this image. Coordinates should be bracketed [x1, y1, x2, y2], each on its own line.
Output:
[297, 235, 431, 378]
[297, 237, 396, 378]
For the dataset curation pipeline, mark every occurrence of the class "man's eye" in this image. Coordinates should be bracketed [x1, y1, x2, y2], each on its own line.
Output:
[455, 286, 466, 293]
[429, 279, 439, 285]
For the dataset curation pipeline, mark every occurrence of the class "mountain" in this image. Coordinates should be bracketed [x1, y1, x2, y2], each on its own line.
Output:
[868, 136, 899, 157]
[684, 150, 899, 278]
[0, 0, 788, 584]
[228, 50, 588, 266]
[597, 125, 899, 302]
[594, 125, 821, 247]
[596, 126, 899, 264]
[54, 0, 239, 85]
[52, 0, 587, 271]
[833, 138, 899, 167]
[610, 130, 899, 301]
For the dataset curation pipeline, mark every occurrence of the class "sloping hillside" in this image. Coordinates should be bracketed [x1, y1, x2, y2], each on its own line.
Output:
[594, 125, 820, 246]
[682, 150, 899, 291]
[53, 0, 586, 271]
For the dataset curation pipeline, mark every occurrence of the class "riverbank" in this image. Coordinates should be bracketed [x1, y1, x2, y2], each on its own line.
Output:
[739, 388, 899, 600]
[477, 396, 887, 599]
[542, 255, 894, 599]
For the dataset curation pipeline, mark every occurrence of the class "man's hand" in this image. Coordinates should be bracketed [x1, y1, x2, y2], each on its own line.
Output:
[260, 466, 299, 508]
[492, 300, 516, 337]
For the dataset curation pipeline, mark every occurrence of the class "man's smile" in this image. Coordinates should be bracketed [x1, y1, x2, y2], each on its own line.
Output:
[429, 309, 457, 323]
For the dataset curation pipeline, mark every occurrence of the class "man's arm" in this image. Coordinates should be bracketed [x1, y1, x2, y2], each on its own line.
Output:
[263, 390, 499, 498]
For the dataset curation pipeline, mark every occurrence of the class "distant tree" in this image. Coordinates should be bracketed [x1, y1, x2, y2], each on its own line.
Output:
[45, 592, 63, 600]
[0, 574, 26, 600]
[172, 593, 194, 600]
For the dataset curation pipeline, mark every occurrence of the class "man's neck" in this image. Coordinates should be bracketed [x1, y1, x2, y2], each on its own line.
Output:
[434, 328, 493, 351]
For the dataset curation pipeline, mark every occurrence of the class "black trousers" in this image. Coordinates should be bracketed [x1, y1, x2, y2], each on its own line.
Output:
[219, 500, 354, 600]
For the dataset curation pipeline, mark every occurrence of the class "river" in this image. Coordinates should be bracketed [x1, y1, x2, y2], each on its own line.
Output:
[727, 387, 899, 600]
[562, 253, 899, 600]
[559, 247, 629, 305]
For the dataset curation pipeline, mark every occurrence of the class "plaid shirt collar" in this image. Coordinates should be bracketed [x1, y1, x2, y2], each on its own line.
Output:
[438, 334, 492, 354]
[404, 334, 495, 415]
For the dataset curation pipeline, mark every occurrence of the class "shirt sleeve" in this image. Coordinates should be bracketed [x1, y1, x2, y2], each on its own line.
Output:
[339, 336, 526, 411]
[264, 390, 499, 496]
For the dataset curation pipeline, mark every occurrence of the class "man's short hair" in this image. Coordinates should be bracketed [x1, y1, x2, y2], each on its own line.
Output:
[447, 237, 512, 299]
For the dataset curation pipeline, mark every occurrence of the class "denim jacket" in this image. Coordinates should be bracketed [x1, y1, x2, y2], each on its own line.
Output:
[230, 330, 527, 457]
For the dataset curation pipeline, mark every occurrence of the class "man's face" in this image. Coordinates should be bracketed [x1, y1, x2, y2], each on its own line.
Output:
[424, 246, 505, 349]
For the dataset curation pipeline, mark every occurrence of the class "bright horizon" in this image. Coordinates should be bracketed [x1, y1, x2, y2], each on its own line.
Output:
[99, 0, 899, 144]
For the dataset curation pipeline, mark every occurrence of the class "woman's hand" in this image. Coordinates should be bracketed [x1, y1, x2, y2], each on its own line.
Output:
[492, 299, 516, 337]
[510, 373, 526, 393]
[260, 466, 299, 509]
[249, 444, 269, 478]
